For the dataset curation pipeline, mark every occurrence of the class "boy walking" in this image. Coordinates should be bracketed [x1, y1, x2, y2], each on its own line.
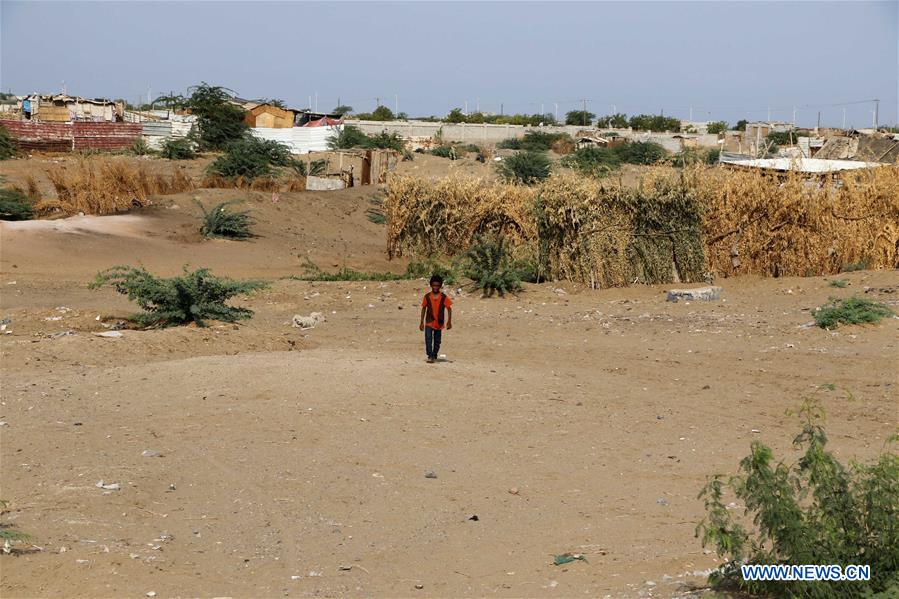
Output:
[419, 274, 453, 363]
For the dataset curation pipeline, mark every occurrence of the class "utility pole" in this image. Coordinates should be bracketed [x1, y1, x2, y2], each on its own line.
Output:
[816, 111, 821, 133]
[500, 103, 503, 116]
[582, 99, 588, 126]
[689, 106, 693, 122]
[792, 106, 797, 126]
[554, 102, 559, 122]
[874, 98, 879, 129]
[464, 100, 468, 115]
[842, 107, 846, 130]
[395, 94, 398, 115]
[767, 106, 771, 122]
[314, 92, 318, 112]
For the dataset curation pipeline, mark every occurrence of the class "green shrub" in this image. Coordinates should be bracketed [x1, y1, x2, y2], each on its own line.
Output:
[297, 258, 407, 281]
[616, 141, 667, 165]
[405, 259, 458, 285]
[0, 188, 34, 221]
[496, 138, 522, 150]
[160, 137, 197, 160]
[561, 141, 667, 175]
[0, 499, 31, 551]
[291, 159, 328, 177]
[428, 145, 457, 159]
[561, 146, 621, 175]
[89, 265, 267, 327]
[696, 396, 899, 597]
[766, 130, 796, 146]
[828, 279, 849, 288]
[0, 125, 17, 160]
[364, 131, 404, 151]
[130, 137, 154, 156]
[518, 131, 571, 152]
[208, 136, 292, 180]
[328, 125, 370, 150]
[813, 297, 893, 329]
[462, 236, 522, 297]
[198, 200, 256, 239]
[366, 195, 386, 224]
[496, 151, 552, 185]
[841, 260, 868, 272]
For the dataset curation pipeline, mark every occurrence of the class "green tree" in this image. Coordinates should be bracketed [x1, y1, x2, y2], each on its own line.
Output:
[706, 121, 728, 134]
[628, 114, 681, 132]
[565, 110, 596, 126]
[186, 83, 248, 150]
[446, 108, 466, 123]
[332, 105, 353, 116]
[370, 105, 395, 121]
[734, 119, 748, 131]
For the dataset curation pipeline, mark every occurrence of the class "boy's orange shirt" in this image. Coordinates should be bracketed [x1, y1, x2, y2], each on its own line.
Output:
[422, 292, 453, 330]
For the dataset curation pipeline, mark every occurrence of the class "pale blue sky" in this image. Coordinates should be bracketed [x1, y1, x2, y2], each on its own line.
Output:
[2, 1, 896, 127]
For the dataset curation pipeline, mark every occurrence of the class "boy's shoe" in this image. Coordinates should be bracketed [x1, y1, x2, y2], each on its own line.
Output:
[426, 357, 435, 363]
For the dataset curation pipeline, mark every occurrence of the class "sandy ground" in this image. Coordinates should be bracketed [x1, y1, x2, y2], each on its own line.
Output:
[1, 157, 897, 598]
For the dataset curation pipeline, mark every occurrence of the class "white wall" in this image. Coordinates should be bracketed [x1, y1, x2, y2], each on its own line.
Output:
[250, 126, 337, 154]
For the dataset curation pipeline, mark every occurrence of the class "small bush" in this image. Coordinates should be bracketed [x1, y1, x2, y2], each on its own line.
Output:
[130, 137, 153, 156]
[198, 200, 256, 240]
[813, 296, 893, 329]
[706, 121, 728, 134]
[561, 146, 621, 176]
[616, 141, 667, 165]
[365, 131, 405, 152]
[462, 235, 522, 297]
[496, 138, 522, 150]
[766, 130, 795, 146]
[160, 137, 197, 160]
[828, 278, 849, 288]
[1, 499, 31, 552]
[429, 145, 457, 159]
[696, 395, 899, 597]
[496, 151, 552, 185]
[328, 125, 370, 150]
[297, 258, 407, 281]
[89, 265, 267, 327]
[367, 196, 386, 224]
[291, 159, 328, 177]
[208, 136, 292, 180]
[405, 259, 458, 285]
[0, 125, 17, 160]
[841, 260, 868, 272]
[0, 188, 34, 220]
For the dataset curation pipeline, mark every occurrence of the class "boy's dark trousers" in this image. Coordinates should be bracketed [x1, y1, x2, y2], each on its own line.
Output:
[424, 326, 442, 360]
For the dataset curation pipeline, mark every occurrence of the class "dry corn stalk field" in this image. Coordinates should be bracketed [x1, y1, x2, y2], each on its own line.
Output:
[386, 166, 899, 285]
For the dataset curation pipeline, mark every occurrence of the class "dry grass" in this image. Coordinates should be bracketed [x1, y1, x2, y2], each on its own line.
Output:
[693, 165, 899, 277]
[386, 166, 899, 286]
[39, 158, 193, 216]
[201, 174, 306, 193]
[385, 175, 537, 259]
[537, 170, 706, 287]
[551, 137, 575, 155]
